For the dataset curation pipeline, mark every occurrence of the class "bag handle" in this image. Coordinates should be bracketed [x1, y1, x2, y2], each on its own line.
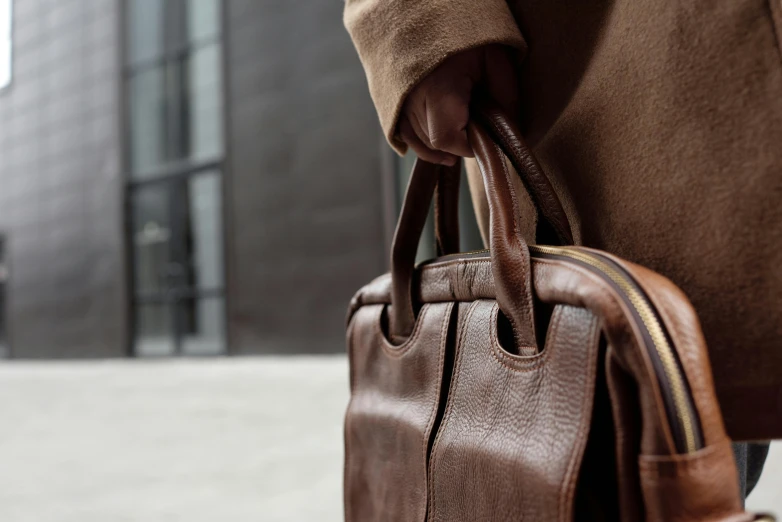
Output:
[472, 96, 573, 246]
[430, 97, 573, 255]
[390, 101, 572, 347]
[433, 162, 461, 256]
[390, 124, 537, 349]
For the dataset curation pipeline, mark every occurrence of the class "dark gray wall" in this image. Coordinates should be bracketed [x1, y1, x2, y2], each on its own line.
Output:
[224, 0, 386, 354]
[0, 0, 126, 358]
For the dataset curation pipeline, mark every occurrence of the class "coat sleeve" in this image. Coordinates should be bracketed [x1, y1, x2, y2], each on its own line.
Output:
[344, 0, 527, 154]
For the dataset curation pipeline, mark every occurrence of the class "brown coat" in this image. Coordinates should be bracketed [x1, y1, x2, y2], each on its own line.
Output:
[344, 0, 782, 440]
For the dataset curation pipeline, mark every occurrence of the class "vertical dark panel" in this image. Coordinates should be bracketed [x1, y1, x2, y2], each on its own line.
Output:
[0, 0, 127, 358]
[224, 0, 386, 354]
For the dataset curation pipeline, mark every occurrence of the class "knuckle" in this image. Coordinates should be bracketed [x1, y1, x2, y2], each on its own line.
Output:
[429, 129, 457, 150]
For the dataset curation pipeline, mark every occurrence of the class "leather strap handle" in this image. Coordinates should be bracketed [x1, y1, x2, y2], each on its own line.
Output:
[433, 162, 461, 256]
[472, 96, 574, 246]
[431, 98, 574, 253]
[390, 159, 442, 344]
[390, 121, 541, 351]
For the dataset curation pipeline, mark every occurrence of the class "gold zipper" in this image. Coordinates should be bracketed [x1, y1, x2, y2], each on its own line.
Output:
[529, 245, 700, 453]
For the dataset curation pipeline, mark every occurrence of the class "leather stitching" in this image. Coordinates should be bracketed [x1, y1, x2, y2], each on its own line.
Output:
[421, 257, 491, 270]
[428, 301, 478, 522]
[377, 303, 428, 358]
[638, 439, 730, 477]
[489, 302, 551, 371]
[344, 323, 355, 522]
[348, 303, 451, 521]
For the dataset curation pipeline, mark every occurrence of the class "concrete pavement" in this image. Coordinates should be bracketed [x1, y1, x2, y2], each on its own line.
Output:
[0, 357, 777, 521]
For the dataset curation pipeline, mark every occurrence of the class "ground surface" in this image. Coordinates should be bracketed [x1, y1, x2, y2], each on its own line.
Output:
[0, 357, 777, 521]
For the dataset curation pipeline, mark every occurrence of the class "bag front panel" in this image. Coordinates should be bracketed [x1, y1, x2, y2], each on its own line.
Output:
[344, 302, 454, 522]
[428, 301, 601, 522]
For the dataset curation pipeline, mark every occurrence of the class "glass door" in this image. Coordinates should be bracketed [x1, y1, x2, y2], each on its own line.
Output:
[123, 0, 226, 355]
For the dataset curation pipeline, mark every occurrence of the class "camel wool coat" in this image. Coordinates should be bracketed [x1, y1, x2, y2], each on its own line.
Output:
[344, 0, 782, 440]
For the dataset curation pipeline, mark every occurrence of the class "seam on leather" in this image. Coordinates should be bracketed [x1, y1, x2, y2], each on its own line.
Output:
[346, 314, 358, 393]
[344, 307, 367, 522]
[638, 437, 732, 479]
[428, 300, 479, 521]
[534, 256, 680, 453]
[560, 315, 601, 522]
[421, 257, 491, 270]
[376, 304, 429, 358]
[494, 139, 537, 345]
[420, 302, 454, 522]
[633, 270, 721, 447]
[344, 330, 354, 522]
[488, 302, 551, 371]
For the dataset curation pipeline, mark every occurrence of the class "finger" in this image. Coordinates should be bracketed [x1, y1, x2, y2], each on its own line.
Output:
[424, 84, 473, 158]
[484, 45, 520, 120]
[399, 117, 458, 166]
[408, 108, 435, 150]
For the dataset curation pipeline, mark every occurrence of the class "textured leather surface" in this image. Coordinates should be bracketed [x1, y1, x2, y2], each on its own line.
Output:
[638, 440, 742, 522]
[346, 0, 782, 441]
[428, 302, 601, 521]
[469, 123, 538, 353]
[473, 97, 574, 246]
[344, 302, 454, 522]
[391, 125, 542, 351]
[346, 253, 755, 520]
[345, 117, 759, 519]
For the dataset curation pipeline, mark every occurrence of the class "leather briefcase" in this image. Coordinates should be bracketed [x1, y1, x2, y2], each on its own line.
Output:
[343, 102, 773, 521]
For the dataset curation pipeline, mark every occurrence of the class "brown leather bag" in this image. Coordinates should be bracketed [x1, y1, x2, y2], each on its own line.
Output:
[344, 102, 773, 521]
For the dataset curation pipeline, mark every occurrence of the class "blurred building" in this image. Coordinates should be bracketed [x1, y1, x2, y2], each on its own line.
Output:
[0, 0, 481, 359]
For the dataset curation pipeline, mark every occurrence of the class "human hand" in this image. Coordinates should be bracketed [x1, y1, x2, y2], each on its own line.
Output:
[397, 44, 519, 166]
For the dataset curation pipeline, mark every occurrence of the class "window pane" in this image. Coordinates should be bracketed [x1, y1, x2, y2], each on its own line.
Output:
[135, 304, 175, 356]
[132, 186, 172, 295]
[129, 67, 167, 175]
[180, 297, 225, 355]
[186, 42, 223, 162]
[186, 0, 220, 43]
[129, 47, 222, 175]
[186, 172, 223, 289]
[126, 0, 165, 65]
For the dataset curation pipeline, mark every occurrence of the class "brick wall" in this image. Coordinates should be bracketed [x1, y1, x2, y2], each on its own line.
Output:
[223, 0, 386, 354]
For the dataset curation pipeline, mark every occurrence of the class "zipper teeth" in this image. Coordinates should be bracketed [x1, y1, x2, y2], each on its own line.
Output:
[530, 245, 698, 453]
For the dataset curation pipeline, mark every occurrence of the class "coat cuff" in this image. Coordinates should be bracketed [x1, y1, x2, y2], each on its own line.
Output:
[344, 0, 527, 154]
